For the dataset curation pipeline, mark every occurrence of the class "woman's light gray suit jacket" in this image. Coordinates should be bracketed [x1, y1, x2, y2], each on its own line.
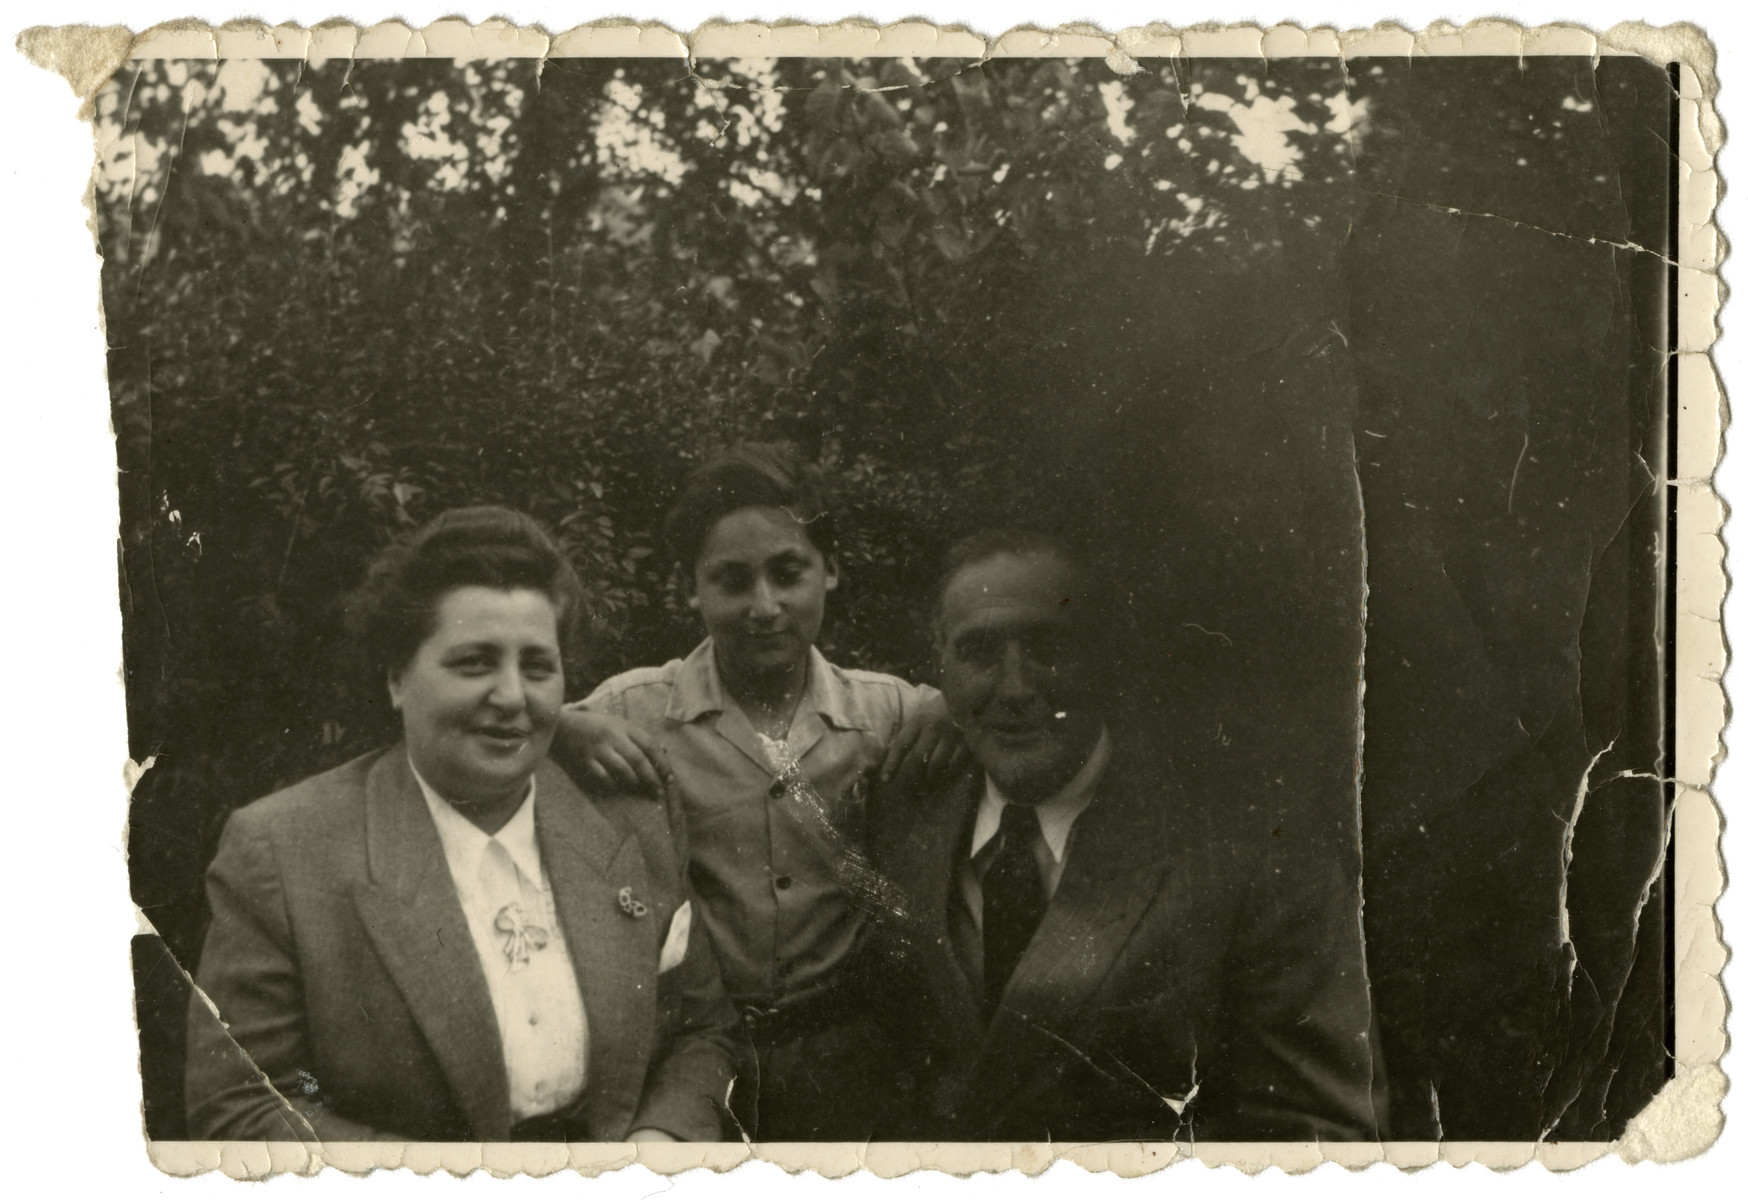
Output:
[185, 746, 741, 1142]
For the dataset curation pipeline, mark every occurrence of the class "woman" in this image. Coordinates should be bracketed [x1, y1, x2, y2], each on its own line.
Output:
[553, 445, 960, 1139]
[185, 506, 739, 1142]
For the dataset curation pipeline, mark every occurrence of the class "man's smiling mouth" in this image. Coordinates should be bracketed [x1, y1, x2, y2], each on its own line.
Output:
[983, 722, 1045, 739]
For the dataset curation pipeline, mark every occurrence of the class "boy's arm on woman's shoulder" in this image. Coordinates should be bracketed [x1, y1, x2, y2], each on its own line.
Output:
[569, 665, 640, 716]
[554, 672, 672, 799]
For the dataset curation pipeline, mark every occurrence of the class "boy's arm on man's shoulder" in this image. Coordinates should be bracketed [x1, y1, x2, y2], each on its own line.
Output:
[834, 665, 938, 725]
[872, 678, 962, 789]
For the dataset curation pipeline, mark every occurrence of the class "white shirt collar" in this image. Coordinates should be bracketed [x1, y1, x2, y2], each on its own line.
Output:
[968, 727, 1112, 865]
[410, 758, 544, 891]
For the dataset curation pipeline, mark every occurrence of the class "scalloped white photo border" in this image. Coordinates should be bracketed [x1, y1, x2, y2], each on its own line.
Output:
[19, 17, 1725, 1177]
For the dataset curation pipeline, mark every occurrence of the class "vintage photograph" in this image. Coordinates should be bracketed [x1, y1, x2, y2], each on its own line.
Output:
[76, 23, 1712, 1168]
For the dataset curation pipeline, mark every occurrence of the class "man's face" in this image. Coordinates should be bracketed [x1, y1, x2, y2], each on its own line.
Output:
[936, 550, 1104, 802]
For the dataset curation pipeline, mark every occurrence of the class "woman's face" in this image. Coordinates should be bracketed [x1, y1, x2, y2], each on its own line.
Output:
[388, 586, 564, 813]
[690, 505, 838, 690]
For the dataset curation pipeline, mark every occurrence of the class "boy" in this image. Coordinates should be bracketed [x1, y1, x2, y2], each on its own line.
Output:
[554, 443, 957, 1140]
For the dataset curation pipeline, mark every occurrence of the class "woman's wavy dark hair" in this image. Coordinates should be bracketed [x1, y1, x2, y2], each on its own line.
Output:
[347, 506, 587, 680]
[661, 442, 836, 574]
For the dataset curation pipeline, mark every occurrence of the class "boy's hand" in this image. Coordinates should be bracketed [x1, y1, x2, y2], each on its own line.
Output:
[879, 691, 967, 791]
[553, 708, 670, 799]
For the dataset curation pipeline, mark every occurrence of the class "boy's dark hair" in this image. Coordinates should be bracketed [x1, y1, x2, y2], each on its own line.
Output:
[349, 505, 587, 678]
[662, 442, 837, 572]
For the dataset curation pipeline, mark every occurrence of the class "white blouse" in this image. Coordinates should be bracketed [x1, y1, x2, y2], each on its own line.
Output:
[413, 765, 590, 1121]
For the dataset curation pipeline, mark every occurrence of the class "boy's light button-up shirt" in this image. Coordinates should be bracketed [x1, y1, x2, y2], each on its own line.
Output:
[576, 640, 935, 1006]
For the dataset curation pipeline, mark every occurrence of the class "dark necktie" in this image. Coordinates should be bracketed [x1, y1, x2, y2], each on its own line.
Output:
[981, 802, 1046, 1020]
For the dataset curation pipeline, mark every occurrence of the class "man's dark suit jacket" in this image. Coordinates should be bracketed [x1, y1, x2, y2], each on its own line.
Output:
[864, 732, 1384, 1142]
[184, 747, 741, 1142]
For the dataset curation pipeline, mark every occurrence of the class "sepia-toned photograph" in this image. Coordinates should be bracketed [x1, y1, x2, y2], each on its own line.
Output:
[18, 16, 1721, 1177]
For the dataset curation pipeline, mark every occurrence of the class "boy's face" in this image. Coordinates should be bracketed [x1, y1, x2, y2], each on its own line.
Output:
[691, 505, 838, 689]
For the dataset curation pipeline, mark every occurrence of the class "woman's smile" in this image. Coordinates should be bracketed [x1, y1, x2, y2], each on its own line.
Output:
[473, 723, 534, 748]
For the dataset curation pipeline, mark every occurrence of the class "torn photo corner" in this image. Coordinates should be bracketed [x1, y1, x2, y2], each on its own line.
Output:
[22, 15, 1724, 1179]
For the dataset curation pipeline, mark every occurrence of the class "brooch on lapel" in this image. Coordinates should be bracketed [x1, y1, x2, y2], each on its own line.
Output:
[617, 886, 650, 919]
[493, 902, 550, 970]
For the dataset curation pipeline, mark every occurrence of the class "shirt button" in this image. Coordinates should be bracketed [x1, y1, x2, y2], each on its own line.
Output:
[768, 781, 785, 799]
[774, 875, 793, 891]
[528, 1013, 541, 1026]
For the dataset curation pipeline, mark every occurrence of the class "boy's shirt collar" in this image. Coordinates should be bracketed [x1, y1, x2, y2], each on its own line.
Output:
[664, 638, 873, 732]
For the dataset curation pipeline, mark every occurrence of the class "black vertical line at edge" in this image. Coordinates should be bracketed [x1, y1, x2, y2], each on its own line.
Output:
[1662, 59, 1680, 1082]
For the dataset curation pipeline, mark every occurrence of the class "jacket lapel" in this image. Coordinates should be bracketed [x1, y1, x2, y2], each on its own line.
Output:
[351, 749, 512, 1140]
[532, 763, 655, 1141]
[973, 752, 1181, 1103]
[884, 770, 984, 1047]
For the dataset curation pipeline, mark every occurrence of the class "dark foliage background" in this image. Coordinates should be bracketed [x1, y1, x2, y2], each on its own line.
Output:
[105, 53, 1671, 1142]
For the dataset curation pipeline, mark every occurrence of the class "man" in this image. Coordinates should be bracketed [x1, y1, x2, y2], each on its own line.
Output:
[866, 529, 1383, 1142]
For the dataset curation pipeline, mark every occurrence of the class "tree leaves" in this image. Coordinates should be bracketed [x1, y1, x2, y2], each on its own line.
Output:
[96, 50, 1577, 838]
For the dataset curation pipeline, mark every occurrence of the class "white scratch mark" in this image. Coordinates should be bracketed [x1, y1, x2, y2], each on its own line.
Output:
[1181, 621, 1233, 647]
[1556, 738, 1617, 997]
[1509, 433, 1531, 513]
[1349, 436, 1382, 1137]
[1627, 804, 1677, 959]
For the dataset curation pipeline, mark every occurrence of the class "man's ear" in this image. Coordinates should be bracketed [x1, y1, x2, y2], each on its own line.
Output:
[823, 555, 840, 593]
[386, 669, 405, 711]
